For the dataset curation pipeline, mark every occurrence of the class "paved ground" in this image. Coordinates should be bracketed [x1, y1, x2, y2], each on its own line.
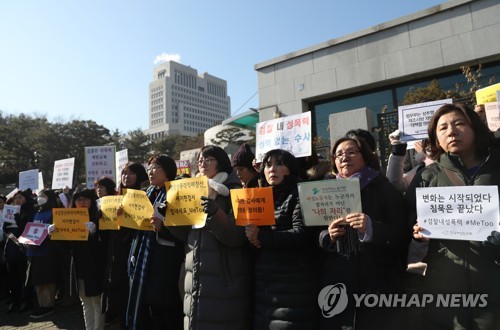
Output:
[0, 298, 85, 330]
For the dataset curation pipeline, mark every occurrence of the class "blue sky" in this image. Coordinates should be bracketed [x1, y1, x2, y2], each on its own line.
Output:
[0, 0, 445, 134]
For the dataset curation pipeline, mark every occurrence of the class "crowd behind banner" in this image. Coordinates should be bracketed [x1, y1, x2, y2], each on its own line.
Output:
[1, 102, 500, 330]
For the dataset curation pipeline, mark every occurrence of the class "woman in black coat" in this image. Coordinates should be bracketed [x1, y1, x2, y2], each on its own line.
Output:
[245, 149, 318, 329]
[127, 155, 184, 330]
[4, 189, 36, 313]
[318, 136, 409, 330]
[71, 188, 107, 330]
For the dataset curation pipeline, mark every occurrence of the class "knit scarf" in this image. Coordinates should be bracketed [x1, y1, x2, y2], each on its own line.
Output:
[335, 166, 379, 257]
[126, 186, 165, 329]
[336, 166, 379, 189]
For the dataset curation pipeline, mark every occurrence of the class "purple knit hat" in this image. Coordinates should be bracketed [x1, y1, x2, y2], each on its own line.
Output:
[231, 143, 255, 168]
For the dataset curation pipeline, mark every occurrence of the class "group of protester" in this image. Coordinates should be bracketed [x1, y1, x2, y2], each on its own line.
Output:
[1, 102, 500, 330]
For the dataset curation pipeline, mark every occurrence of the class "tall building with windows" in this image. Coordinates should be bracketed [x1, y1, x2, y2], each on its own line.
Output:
[147, 61, 231, 140]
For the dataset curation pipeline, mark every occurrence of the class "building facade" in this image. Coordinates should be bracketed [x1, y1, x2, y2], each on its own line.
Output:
[254, 0, 500, 152]
[147, 61, 231, 140]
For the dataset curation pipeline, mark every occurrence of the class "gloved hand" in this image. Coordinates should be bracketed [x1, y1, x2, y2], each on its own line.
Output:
[389, 130, 402, 145]
[84, 222, 97, 234]
[389, 130, 407, 156]
[47, 224, 56, 235]
[201, 196, 219, 217]
[483, 231, 500, 252]
[157, 202, 167, 217]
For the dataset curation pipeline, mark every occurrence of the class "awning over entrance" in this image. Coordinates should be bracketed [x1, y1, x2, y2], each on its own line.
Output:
[222, 108, 259, 130]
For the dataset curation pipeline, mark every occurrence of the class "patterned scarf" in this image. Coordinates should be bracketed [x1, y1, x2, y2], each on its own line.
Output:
[335, 166, 379, 257]
[126, 186, 165, 329]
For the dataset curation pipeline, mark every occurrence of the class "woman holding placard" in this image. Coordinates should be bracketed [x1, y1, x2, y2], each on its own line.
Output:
[127, 155, 184, 330]
[407, 103, 500, 330]
[319, 135, 408, 330]
[4, 189, 36, 314]
[167, 145, 252, 330]
[245, 149, 318, 330]
[70, 188, 107, 330]
[26, 189, 61, 318]
[103, 163, 148, 328]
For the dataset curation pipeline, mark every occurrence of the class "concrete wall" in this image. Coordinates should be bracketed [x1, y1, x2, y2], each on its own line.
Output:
[329, 108, 376, 144]
[255, 0, 500, 120]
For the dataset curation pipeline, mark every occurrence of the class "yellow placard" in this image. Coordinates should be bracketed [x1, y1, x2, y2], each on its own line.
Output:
[165, 176, 209, 227]
[51, 208, 90, 241]
[120, 189, 154, 231]
[99, 195, 124, 230]
[230, 187, 275, 226]
[476, 83, 500, 105]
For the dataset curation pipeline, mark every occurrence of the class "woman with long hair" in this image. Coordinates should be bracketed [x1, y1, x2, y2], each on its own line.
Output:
[103, 163, 148, 328]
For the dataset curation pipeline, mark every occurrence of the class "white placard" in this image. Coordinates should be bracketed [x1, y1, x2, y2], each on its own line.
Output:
[255, 111, 312, 161]
[36, 172, 44, 194]
[2, 205, 21, 228]
[115, 149, 129, 187]
[416, 186, 499, 241]
[484, 102, 500, 132]
[85, 146, 116, 188]
[398, 99, 452, 141]
[52, 157, 75, 189]
[19, 169, 39, 191]
[298, 179, 361, 226]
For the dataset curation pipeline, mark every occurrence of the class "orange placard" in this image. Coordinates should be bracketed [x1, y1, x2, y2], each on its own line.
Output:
[230, 187, 275, 226]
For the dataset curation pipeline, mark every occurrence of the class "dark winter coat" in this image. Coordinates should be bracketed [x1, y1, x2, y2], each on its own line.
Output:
[126, 186, 185, 329]
[27, 209, 59, 285]
[405, 150, 500, 330]
[253, 176, 319, 330]
[4, 201, 36, 262]
[319, 174, 409, 330]
[168, 171, 252, 330]
[73, 214, 107, 297]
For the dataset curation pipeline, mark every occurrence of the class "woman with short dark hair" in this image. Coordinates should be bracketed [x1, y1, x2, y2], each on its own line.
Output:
[319, 135, 408, 329]
[127, 155, 184, 330]
[168, 145, 252, 329]
[408, 103, 500, 329]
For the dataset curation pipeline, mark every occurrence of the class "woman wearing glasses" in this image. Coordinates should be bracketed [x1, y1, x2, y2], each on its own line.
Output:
[68, 188, 107, 330]
[127, 155, 184, 330]
[168, 145, 252, 330]
[319, 135, 409, 330]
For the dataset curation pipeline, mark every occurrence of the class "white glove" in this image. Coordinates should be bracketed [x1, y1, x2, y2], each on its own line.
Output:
[84, 222, 97, 234]
[47, 224, 56, 235]
[389, 130, 402, 145]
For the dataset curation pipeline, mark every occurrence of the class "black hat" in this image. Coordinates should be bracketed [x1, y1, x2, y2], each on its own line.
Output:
[232, 143, 254, 168]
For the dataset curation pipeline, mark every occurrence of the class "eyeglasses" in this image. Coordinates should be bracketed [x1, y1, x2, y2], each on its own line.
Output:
[198, 158, 216, 166]
[76, 197, 90, 203]
[334, 150, 360, 160]
[147, 164, 161, 172]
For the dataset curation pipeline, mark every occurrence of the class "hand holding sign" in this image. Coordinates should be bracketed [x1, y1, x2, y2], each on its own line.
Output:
[201, 196, 219, 217]
[483, 231, 500, 253]
[245, 224, 261, 248]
